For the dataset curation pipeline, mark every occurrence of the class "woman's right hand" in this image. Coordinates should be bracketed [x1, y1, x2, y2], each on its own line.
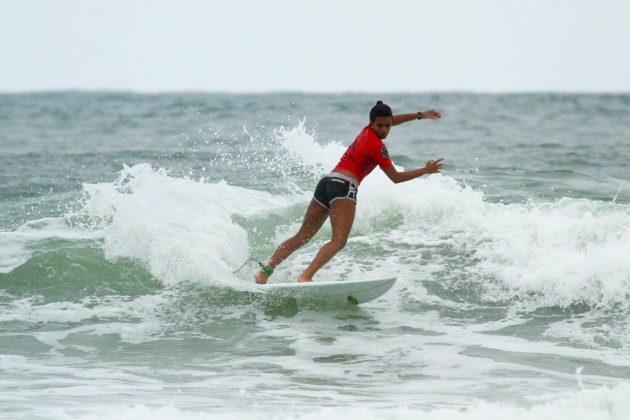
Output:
[424, 158, 444, 174]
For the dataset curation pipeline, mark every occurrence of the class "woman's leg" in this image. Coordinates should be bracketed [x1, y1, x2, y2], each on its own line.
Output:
[297, 198, 356, 282]
[255, 199, 329, 284]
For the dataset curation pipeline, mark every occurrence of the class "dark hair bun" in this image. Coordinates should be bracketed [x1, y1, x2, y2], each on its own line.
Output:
[369, 100, 393, 121]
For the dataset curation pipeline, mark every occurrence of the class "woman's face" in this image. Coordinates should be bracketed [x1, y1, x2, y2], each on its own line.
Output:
[371, 116, 392, 139]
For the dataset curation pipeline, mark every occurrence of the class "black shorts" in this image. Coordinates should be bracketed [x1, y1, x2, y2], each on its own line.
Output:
[313, 173, 358, 209]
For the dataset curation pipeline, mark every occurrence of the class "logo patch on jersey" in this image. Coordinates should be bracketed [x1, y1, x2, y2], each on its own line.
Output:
[381, 146, 390, 159]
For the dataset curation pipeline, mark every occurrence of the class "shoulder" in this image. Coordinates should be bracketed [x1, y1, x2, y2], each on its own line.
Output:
[356, 125, 371, 139]
[359, 125, 380, 143]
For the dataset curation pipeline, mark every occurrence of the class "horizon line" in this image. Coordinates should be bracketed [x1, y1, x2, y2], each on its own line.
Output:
[2, 88, 630, 96]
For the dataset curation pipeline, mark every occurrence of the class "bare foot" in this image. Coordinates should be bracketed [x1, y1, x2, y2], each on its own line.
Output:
[255, 271, 269, 284]
[297, 276, 312, 283]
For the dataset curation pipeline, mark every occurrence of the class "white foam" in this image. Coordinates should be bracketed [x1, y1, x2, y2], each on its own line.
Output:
[69, 163, 301, 287]
[1, 292, 170, 346]
[276, 120, 345, 173]
[543, 312, 630, 352]
[47, 382, 630, 420]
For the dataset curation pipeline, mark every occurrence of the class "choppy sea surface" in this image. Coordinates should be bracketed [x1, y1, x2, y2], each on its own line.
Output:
[1, 92, 629, 419]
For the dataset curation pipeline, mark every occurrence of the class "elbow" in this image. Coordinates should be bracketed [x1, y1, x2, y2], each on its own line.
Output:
[390, 175, 402, 184]
[384, 167, 402, 183]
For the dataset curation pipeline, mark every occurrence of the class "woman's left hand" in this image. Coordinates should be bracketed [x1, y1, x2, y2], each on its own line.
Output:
[420, 109, 442, 120]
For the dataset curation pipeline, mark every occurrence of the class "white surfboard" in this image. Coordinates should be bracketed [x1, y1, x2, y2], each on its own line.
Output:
[261, 277, 396, 305]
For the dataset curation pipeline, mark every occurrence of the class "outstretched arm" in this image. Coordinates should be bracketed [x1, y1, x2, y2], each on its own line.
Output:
[382, 159, 443, 183]
[392, 109, 442, 126]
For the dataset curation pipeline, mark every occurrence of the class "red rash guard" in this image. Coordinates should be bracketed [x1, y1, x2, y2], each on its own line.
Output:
[332, 125, 394, 184]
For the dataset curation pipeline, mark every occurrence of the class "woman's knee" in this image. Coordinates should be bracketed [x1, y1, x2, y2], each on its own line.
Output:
[330, 236, 348, 250]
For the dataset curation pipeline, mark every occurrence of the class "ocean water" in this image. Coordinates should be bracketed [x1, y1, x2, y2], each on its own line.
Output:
[1, 92, 629, 419]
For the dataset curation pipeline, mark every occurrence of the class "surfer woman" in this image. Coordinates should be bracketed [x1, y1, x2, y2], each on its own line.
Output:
[255, 101, 443, 284]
